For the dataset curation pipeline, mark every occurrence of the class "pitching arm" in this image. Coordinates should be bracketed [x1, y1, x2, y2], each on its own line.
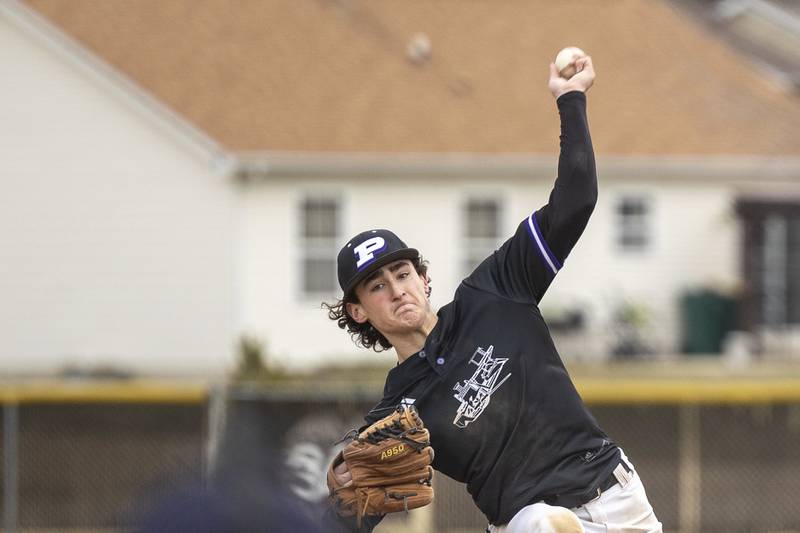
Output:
[464, 57, 597, 303]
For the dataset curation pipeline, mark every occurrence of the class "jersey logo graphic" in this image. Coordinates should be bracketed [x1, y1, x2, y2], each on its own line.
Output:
[354, 237, 387, 269]
[451, 345, 511, 428]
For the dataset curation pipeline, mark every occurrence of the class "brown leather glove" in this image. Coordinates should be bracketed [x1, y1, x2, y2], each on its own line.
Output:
[327, 406, 434, 527]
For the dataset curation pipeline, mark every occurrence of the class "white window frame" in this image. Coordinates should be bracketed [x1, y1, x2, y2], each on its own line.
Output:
[461, 194, 505, 277]
[297, 193, 342, 300]
[614, 194, 653, 253]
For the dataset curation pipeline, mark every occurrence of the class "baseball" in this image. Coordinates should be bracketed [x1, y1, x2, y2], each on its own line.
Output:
[554, 46, 586, 79]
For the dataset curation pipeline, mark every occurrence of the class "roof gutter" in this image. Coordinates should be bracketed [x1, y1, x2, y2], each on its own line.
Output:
[232, 152, 800, 182]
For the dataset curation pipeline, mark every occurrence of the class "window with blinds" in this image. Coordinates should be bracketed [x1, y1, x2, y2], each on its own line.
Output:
[463, 198, 503, 276]
[616, 196, 651, 252]
[299, 197, 340, 296]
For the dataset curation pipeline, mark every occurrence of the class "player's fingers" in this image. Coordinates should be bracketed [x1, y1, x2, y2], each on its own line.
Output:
[334, 461, 349, 475]
[334, 466, 352, 486]
[574, 56, 588, 72]
[549, 62, 560, 80]
[576, 56, 593, 73]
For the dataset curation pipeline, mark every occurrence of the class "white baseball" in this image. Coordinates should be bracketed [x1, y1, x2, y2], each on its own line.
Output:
[554, 46, 586, 79]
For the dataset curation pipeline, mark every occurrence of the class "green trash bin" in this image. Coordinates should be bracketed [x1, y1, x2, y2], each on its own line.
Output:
[680, 290, 736, 354]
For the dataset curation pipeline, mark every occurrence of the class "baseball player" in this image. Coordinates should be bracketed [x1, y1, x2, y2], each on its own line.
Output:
[324, 56, 662, 532]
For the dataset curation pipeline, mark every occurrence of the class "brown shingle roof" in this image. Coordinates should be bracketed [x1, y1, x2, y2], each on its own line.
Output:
[24, 0, 800, 155]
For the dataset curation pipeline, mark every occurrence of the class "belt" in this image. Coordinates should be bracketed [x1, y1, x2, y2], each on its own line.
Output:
[542, 460, 632, 509]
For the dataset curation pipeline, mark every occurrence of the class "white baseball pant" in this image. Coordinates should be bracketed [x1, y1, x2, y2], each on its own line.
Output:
[488, 452, 662, 533]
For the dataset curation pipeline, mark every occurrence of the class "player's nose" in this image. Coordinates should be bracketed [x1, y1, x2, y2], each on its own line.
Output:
[388, 280, 406, 299]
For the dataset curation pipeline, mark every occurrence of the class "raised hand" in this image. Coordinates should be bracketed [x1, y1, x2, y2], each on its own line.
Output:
[548, 55, 595, 99]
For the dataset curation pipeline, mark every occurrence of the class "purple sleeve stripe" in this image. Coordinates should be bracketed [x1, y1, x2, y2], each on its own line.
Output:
[526, 212, 562, 275]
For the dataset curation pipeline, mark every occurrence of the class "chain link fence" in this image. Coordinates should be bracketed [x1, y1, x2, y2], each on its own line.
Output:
[2, 379, 800, 532]
[216, 381, 800, 533]
[429, 403, 799, 532]
[0, 383, 208, 532]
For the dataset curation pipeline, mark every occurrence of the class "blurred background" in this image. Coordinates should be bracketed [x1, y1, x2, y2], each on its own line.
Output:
[1, 0, 799, 531]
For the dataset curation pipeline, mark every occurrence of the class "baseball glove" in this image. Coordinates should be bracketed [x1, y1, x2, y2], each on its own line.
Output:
[327, 405, 434, 526]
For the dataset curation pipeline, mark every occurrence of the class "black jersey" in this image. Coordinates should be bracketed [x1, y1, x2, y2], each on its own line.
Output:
[327, 91, 618, 531]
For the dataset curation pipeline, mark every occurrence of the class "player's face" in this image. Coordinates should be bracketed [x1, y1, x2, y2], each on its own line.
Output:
[348, 259, 432, 336]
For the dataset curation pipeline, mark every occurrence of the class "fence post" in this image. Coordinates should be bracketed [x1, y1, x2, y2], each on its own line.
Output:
[204, 383, 228, 486]
[3, 403, 19, 533]
[678, 404, 701, 533]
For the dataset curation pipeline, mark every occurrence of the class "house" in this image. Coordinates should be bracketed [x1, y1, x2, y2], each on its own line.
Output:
[2, 0, 799, 375]
[0, 0, 236, 376]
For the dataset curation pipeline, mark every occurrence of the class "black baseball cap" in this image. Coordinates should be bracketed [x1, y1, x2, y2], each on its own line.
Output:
[337, 229, 419, 298]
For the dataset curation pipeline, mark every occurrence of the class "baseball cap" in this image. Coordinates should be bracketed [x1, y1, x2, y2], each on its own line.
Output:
[337, 229, 419, 298]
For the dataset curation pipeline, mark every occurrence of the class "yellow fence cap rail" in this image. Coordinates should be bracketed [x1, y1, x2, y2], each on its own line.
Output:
[575, 378, 800, 404]
[0, 380, 208, 404]
[2, 376, 800, 405]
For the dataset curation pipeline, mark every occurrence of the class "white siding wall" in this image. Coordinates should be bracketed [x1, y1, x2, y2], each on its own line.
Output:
[546, 181, 739, 358]
[241, 177, 464, 369]
[0, 13, 236, 376]
[244, 174, 739, 369]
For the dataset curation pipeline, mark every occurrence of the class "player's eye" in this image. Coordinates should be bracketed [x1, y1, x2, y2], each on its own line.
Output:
[397, 271, 410, 279]
[370, 282, 385, 292]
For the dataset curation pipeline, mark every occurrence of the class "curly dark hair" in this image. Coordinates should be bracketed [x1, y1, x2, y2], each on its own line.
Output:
[322, 257, 431, 351]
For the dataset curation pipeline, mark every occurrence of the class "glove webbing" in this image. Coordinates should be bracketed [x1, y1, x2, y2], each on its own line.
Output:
[359, 420, 427, 452]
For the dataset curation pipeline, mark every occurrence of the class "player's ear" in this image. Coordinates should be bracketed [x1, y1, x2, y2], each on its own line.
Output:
[346, 302, 369, 324]
[421, 272, 431, 297]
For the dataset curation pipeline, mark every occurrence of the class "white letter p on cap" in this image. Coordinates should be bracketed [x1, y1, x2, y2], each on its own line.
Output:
[354, 237, 386, 269]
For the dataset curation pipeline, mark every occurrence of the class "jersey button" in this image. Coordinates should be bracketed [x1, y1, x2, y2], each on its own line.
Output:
[436, 357, 445, 365]
[419, 350, 427, 358]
